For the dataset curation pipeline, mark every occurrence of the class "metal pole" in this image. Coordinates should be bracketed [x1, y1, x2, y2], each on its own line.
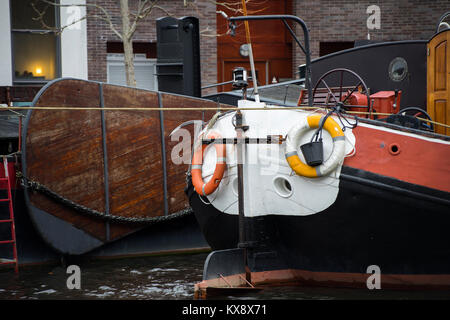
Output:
[99, 83, 110, 241]
[158, 92, 169, 216]
[234, 110, 252, 283]
[229, 14, 313, 107]
[235, 111, 245, 245]
[241, 1, 260, 103]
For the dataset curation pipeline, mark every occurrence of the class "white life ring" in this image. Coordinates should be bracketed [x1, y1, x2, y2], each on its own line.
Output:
[285, 115, 345, 178]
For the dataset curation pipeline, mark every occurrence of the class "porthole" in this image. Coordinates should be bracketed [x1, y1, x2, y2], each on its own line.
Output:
[273, 176, 293, 198]
[389, 57, 408, 82]
[388, 143, 401, 156]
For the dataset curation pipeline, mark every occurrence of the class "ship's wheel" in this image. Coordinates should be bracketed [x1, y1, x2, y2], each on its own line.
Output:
[312, 68, 371, 118]
[388, 106, 434, 131]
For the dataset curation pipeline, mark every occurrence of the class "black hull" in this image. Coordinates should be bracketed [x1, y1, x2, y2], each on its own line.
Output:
[0, 190, 59, 265]
[0, 189, 209, 267]
[187, 166, 450, 279]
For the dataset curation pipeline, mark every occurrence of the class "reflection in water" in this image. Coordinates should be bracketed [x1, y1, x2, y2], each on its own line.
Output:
[0, 253, 206, 300]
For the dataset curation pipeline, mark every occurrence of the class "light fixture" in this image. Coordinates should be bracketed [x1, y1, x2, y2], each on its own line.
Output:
[35, 67, 42, 75]
[232, 67, 248, 89]
[239, 44, 249, 57]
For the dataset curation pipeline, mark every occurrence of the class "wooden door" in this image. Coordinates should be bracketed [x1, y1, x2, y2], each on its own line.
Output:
[427, 30, 450, 135]
[216, 0, 293, 92]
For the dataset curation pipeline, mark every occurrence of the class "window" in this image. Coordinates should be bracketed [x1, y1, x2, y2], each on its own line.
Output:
[319, 42, 355, 57]
[107, 54, 158, 91]
[10, 0, 60, 82]
[388, 57, 408, 82]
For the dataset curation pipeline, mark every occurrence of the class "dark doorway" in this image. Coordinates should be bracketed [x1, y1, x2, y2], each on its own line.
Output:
[319, 41, 355, 56]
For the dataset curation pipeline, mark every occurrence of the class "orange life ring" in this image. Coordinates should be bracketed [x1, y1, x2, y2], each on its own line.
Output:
[191, 132, 226, 196]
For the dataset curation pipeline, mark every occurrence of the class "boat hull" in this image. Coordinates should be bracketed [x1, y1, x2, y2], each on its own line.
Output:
[20, 78, 224, 255]
[187, 104, 450, 289]
[188, 164, 450, 288]
[0, 185, 210, 267]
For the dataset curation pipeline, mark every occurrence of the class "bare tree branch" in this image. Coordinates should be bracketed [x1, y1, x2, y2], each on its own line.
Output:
[29, 0, 261, 88]
[209, 0, 265, 15]
[31, 1, 92, 35]
[129, 1, 172, 39]
[32, 0, 123, 39]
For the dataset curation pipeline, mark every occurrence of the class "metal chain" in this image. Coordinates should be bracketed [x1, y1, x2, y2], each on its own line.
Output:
[17, 172, 193, 225]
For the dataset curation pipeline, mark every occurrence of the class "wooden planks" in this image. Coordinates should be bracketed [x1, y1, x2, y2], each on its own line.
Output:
[160, 93, 217, 215]
[427, 30, 450, 136]
[102, 84, 163, 240]
[216, 0, 293, 92]
[26, 79, 108, 240]
[24, 78, 232, 253]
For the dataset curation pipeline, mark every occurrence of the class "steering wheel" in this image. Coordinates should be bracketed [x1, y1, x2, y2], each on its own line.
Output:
[399, 107, 434, 131]
[312, 68, 371, 117]
[385, 107, 434, 131]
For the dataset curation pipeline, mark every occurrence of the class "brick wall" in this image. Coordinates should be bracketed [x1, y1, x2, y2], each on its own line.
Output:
[85, 1, 448, 91]
[86, 0, 217, 94]
[292, 0, 449, 76]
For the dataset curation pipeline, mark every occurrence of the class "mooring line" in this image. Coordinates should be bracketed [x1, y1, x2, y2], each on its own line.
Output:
[2, 105, 450, 128]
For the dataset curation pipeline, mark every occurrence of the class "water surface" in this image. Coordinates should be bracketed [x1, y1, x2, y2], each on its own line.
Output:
[1, 253, 450, 300]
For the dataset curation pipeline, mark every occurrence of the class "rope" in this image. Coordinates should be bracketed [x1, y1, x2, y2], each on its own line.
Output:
[206, 111, 221, 130]
[17, 171, 193, 225]
[3, 105, 450, 129]
[4, 105, 305, 111]
[0, 105, 25, 117]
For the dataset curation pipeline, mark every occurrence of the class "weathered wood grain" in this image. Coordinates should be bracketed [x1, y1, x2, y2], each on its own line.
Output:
[26, 79, 108, 240]
[24, 79, 233, 250]
[161, 93, 218, 214]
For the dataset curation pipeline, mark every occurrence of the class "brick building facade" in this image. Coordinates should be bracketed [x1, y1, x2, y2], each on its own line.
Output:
[84, 0, 449, 95]
[292, 0, 450, 72]
[86, 0, 217, 93]
[2, 1, 446, 96]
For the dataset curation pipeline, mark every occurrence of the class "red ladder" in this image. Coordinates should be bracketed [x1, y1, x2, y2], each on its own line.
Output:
[0, 156, 18, 273]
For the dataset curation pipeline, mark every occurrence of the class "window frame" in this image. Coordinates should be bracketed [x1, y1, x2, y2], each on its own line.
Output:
[10, 0, 62, 85]
[106, 53, 159, 91]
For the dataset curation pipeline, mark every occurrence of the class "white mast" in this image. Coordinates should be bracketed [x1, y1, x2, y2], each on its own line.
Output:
[241, 0, 260, 103]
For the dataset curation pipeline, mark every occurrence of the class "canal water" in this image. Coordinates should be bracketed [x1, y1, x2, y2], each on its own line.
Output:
[1, 252, 450, 300]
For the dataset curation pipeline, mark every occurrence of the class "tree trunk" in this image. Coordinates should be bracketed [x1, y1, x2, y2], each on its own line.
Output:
[120, 0, 136, 87]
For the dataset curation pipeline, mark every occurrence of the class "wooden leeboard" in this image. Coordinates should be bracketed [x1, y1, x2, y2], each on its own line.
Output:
[22, 78, 219, 254]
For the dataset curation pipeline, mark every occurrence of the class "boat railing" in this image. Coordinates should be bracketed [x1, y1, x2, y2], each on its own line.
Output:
[227, 14, 313, 107]
[436, 11, 450, 33]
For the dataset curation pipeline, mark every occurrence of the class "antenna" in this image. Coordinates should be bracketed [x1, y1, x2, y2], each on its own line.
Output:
[241, 0, 260, 103]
